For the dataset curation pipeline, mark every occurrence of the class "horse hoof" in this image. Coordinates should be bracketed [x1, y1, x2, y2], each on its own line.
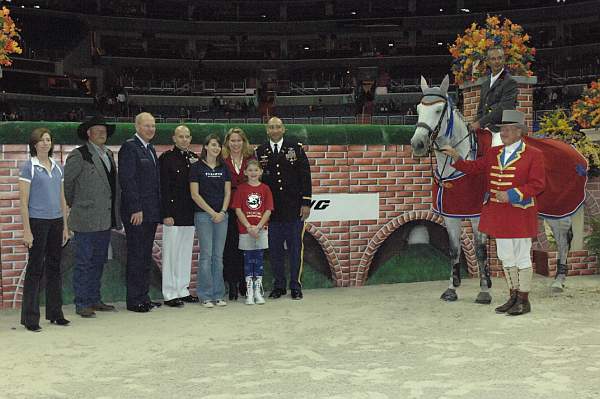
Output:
[475, 292, 492, 304]
[551, 276, 565, 293]
[441, 289, 458, 302]
[550, 281, 564, 293]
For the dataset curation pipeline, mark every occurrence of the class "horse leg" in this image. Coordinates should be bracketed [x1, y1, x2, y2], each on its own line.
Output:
[441, 217, 462, 302]
[470, 217, 492, 304]
[547, 217, 572, 293]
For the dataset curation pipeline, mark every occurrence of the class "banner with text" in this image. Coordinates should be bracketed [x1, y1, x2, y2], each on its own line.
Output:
[306, 193, 379, 222]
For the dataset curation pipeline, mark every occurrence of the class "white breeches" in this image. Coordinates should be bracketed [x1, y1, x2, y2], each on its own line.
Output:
[161, 225, 195, 300]
[495, 238, 532, 269]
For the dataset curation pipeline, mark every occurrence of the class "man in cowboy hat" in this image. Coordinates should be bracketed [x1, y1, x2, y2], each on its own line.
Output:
[441, 110, 546, 316]
[64, 115, 121, 318]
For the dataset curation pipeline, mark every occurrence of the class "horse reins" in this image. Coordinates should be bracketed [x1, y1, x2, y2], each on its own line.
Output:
[417, 94, 474, 187]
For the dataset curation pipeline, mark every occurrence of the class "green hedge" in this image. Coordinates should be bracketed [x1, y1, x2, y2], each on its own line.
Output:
[0, 122, 416, 145]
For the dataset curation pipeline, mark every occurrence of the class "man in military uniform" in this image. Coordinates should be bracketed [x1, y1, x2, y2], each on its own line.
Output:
[256, 117, 312, 300]
[470, 46, 518, 145]
[158, 125, 200, 307]
[442, 110, 546, 316]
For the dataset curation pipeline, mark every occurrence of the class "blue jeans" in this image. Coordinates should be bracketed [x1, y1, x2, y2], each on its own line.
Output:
[243, 249, 264, 278]
[73, 230, 111, 311]
[194, 212, 228, 301]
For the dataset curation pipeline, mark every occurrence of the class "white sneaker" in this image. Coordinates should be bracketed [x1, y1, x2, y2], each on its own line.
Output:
[202, 300, 214, 308]
[215, 300, 227, 307]
[254, 277, 266, 305]
[245, 277, 255, 305]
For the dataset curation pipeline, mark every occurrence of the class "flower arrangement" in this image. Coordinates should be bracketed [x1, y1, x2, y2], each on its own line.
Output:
[449, 15, 535, 85]
[0, 6, 22, 67]
[571, 79, 600, 129]
[536, 108, 600, 171]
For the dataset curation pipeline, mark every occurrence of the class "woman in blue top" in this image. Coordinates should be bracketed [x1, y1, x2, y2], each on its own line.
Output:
[189, 134, 231, 308]
[19, 128, 70, 332]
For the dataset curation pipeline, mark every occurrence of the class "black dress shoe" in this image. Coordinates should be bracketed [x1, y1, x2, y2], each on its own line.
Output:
[76, 307, 97, 318]
[50, 318, 70, 326]
[268, 288, 287, 299]
[148, 301, 162, 308]
[180, 295, 199, 303]
[164, 298, 184, 307]
[25, 324, 42, 332]
[291, 289, 303, 300]
[92, 302, 116, 311]
[127, 303, 150, 313]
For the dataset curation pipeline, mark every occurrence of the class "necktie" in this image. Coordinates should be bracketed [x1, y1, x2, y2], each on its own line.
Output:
[101, 152, 111, 172]
[147, 144, 156, 164]
[273, 143, 278, 156]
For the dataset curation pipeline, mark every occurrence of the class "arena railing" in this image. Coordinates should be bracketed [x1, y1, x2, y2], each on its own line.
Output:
[36, 110, 559, 126]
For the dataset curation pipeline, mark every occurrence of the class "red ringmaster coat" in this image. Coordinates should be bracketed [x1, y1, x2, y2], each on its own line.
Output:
[453, 141, 546, 238]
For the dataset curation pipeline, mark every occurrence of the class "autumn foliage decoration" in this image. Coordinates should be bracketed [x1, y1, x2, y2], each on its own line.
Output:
[571, 80, 600, 129]
[449, 15, 535, 85]
[537, 109, 600, 170]
[0, 6, 22, 67]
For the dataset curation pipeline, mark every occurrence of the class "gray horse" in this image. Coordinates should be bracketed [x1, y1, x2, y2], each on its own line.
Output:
[411, 76, 573, 302]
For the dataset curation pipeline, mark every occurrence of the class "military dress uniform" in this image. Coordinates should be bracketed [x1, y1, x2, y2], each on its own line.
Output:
[118, 134, 162, 311]
[256, 138, 312, 297]
[454, 139, 546, 315]
[158, 146, 199, 303]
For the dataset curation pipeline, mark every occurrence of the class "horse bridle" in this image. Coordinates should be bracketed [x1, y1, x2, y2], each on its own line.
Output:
[415, 93, 449, 152]
[416, 93, 475, 186]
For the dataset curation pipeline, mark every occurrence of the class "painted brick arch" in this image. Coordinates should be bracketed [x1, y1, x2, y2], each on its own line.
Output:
[353, 210, 478, 286]
[304, 223, 342, 286]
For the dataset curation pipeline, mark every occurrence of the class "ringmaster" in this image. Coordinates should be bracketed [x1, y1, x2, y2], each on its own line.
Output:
[256, 117, 312, 300]
[442, 110, 546, 316]
[118, 112, 162, 313]
[64, 116, 121, 318]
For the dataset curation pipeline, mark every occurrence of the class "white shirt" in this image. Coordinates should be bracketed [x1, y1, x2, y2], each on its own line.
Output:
[90, 141, 111, 172]
[135, 133, 155, 163]
[490, 68, 504, 88]
[270, 138, 283, 154]
[135, 133, 150, 148]
[502, 140, 522, 165]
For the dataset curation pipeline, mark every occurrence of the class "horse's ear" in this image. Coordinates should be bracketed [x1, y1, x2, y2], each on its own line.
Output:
[440, 75, 450, 95]
[420, 76, 429, 93]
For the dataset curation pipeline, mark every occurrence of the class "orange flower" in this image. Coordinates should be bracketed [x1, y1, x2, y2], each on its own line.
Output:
[0, 6, 21, 67]
[449, 14, 534, 85]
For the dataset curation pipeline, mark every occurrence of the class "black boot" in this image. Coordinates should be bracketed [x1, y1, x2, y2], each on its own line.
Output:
[228, 282, 238, 301]
[507, 292, 531, 316]
[495, 289, 518, 313]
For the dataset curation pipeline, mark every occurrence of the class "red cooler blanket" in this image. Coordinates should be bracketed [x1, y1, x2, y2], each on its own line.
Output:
[524, 135, 587, 218]
[431, 130, 587, 219]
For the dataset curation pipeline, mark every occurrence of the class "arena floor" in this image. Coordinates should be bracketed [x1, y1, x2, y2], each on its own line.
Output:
[1, 275, 600, 399]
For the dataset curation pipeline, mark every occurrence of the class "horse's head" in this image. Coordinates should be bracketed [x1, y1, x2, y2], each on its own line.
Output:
[411, 75, 451, 157]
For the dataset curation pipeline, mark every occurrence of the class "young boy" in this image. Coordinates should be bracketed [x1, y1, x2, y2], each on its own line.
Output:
[232, 160, 274, 305]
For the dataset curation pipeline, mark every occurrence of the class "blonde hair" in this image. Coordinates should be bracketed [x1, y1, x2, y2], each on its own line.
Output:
[222, 127, 254, 159]
[245, 159, 262, 170]
[135, 112, 155, 126]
